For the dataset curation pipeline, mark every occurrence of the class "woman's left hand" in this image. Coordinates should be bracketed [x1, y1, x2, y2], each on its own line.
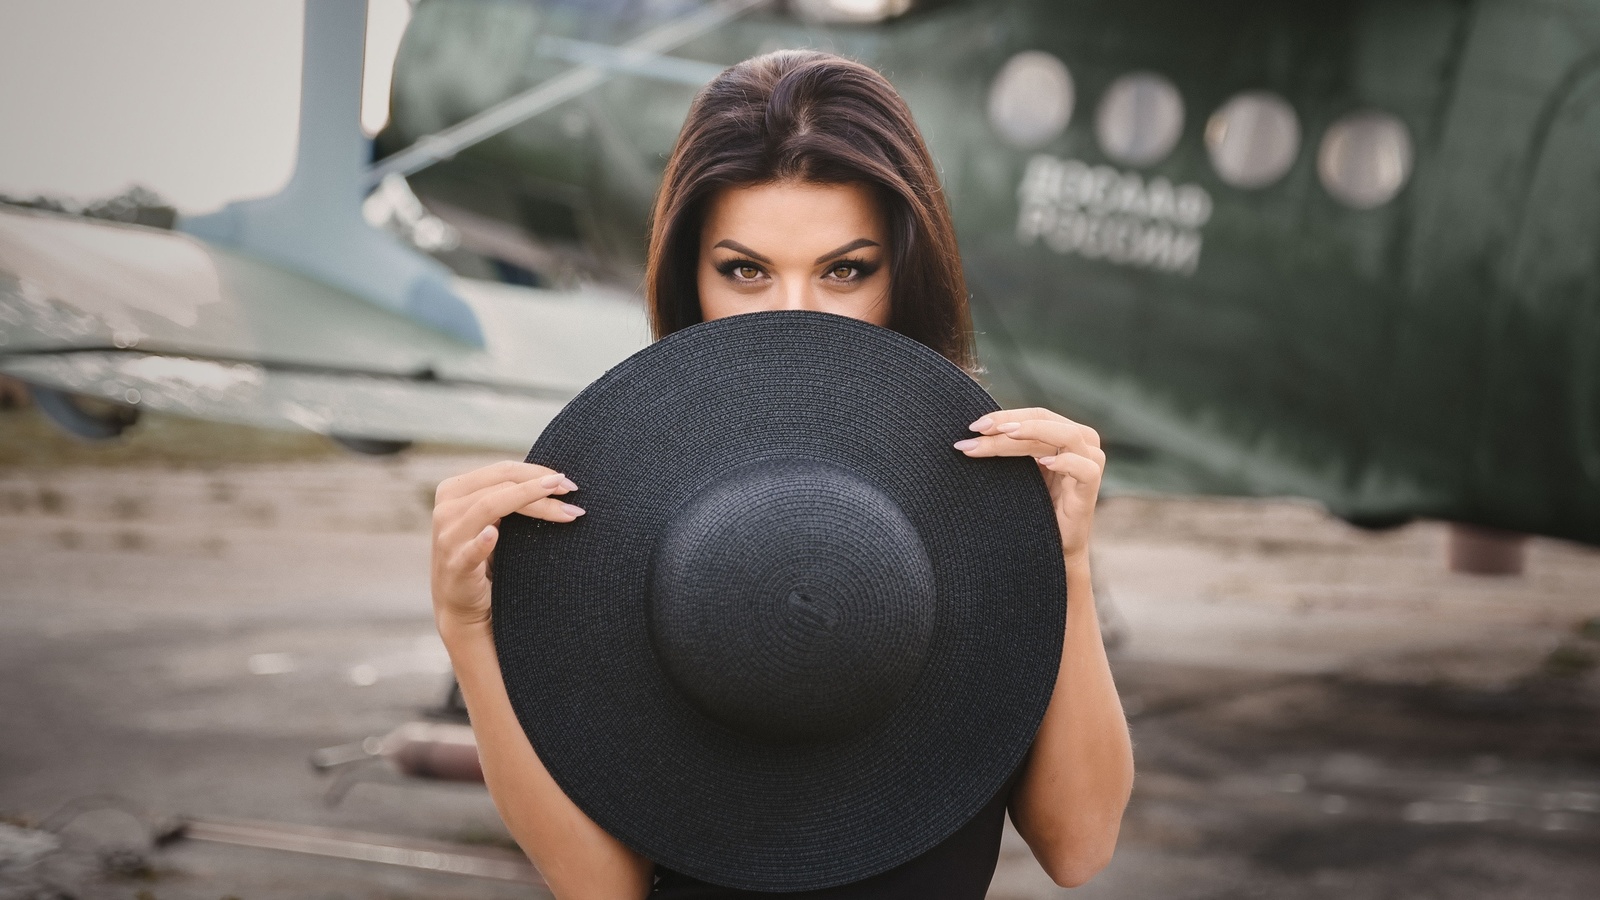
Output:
[953, 407, 1104, 566]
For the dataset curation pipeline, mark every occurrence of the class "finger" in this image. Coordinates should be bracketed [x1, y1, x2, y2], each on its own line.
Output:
[954, 421, 1090, 459]
[969, 410, 1100, 450]
[1038, 452, 1102, 485]
[1046, 442, 1107, 468]
[447, 523, 499, 576]
[952, 433, 1060, 458]
[966, 407, 1070, 432]
[435, 472, 576, 524]
[515, 495, 587, 523]
[987, 418, 1100, 456]
[435, 460, 568, 504]
[443, 478, 578, 546]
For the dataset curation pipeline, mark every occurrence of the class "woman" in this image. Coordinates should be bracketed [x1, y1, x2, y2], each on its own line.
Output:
[431, 50, 1133, 898]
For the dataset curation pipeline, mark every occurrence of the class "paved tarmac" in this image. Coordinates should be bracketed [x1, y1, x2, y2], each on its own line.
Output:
[2, 410, 1598, 898]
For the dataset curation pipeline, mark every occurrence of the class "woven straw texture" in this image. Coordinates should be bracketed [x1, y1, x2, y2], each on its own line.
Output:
[492, 310, 1066, 891]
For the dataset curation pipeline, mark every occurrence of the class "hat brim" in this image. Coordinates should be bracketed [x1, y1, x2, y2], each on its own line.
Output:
[492, 310, 1066, 891]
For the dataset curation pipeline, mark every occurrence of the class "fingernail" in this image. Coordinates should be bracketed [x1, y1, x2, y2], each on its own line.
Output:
[970, 416, 993, 431]
[560, 477, 578, 491]
[997, 421, 1021, 433]
[953, 438, 979, 451]
[1038, 455, 1056, 465]
[540, 474, 563, 487]
[561, 503, 585, 517]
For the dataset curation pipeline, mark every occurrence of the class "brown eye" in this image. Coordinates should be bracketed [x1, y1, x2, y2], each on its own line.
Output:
[830, 264, 856, 280]
[736, 265, 760, 280]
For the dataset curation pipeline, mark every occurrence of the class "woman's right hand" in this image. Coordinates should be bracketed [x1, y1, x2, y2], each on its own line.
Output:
[430, 461, 584, 630]
[429, 462, 655, 898]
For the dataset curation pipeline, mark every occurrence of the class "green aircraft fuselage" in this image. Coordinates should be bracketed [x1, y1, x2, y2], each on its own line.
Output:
[378, 0, 1600, 544]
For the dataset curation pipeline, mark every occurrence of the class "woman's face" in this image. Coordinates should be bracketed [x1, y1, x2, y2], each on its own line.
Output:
[697, 179, 891, 327]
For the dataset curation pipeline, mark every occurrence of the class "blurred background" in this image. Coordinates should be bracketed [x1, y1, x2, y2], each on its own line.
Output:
[1, 0, 1598, 897]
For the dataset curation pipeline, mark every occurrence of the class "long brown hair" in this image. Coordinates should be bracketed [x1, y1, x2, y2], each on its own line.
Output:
[645, 49, 976, 372]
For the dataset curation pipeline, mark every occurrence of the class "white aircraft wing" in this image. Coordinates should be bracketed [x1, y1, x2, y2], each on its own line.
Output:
[0, 206, 650, 451]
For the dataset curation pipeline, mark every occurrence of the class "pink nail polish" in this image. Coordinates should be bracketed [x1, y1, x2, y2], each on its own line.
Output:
[953, 439, 979, 451]
[561, 503, 585, 516]
[997, 422, 1021, 433]
[561, 477, 579, 491]
[540, 474, 562, 487]
[970, 416, 993, 431]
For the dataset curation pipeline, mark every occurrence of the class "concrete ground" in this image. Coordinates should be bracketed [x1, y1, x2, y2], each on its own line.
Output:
[1, 408, 1598, 898]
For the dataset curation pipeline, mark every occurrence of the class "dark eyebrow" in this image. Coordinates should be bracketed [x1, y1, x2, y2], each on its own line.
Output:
[814, 238, 880, 265]
[712, 240, 773, 264]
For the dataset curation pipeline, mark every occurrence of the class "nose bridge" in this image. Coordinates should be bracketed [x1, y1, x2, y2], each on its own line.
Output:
[778, 269, 814, 311]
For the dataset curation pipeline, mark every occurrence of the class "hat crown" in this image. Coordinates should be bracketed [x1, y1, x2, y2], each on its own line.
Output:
[647, 457, 937, 744]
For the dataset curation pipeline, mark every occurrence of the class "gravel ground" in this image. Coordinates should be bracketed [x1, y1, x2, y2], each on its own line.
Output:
[2, 408, 1598, 899]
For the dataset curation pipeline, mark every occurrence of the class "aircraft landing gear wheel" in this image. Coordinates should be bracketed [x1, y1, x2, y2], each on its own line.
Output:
[31, 386, 141, 440]
[330, 434, 413, 456]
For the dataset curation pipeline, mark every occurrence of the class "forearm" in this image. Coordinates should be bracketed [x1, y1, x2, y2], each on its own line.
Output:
[439, 617, 655, 899]
[1010, 555, 1134, 886]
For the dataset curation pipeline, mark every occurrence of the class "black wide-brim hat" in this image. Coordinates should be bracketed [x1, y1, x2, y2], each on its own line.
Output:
[492, 309, 1066, 891]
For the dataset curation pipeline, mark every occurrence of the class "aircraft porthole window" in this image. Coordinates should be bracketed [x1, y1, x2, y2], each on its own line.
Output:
[1317, 110, 1413, 209]
[1095, 72, 1184, 168]
[987, 51, 1075, 149]
[1205, 91, 1300, 189]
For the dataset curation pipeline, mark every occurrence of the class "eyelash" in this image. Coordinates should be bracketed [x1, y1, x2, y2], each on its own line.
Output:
[827, 257, 881, 281]
[713, 259, 761, 282]
[715, 256, 881, 283]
